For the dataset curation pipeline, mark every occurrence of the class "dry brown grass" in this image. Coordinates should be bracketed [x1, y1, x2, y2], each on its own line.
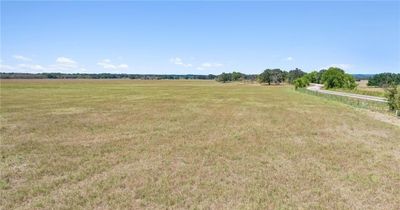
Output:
[356, 80, 386, 96]
[1, 79, 399, 209]
[330, 80, 386, 98]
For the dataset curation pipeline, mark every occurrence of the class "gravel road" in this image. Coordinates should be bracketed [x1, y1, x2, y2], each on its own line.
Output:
[306, 84, 387, 103]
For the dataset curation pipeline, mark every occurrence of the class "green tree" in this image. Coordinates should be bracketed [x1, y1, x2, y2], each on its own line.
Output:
[316, 69, 327, 84]
[258, 69, 285, 85]
[216, 72, 231, 83]
[304, 71, 318, 83]
[321, 67, 356, 89]
[367, 73, 400, 87]
[231, 71, 244, 81]
[385, 85, 400, 111]
[287, 68, 306, 84]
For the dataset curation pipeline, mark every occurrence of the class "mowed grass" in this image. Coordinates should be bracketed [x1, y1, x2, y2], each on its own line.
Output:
[1, 79, 399, 209]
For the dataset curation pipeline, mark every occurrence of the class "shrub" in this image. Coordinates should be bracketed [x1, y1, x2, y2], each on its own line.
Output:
[293, 77, 309, 89]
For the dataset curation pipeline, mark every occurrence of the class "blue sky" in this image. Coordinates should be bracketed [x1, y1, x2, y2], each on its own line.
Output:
[1, 1, 399, 74]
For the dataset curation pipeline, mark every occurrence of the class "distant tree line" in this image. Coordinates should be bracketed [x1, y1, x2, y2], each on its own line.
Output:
[218, 68, 309, 85]
[367, 73, 400, 87]
[0, 73, 217, 80]
[352, 74, 374, 81]
[216, 67, 356, 90]
[1, 71, 375, 88]
[216, 72, 258, 83]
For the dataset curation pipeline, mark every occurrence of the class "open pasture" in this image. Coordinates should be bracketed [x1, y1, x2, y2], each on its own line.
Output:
[1, 79, 399, 209]
[356, 80, 386, 97]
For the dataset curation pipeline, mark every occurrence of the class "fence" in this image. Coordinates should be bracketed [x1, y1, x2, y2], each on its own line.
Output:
[297, 88, 389, 113]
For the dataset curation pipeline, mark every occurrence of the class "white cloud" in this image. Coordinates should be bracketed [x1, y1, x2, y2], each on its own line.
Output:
[285, 56, 293, 61]
[2, 56, 132, 73]
[201, 62, 223, 68]
[169, 57, 192, 67]
[0, 64, 16, 71]
[1, 56, 86, 73]
[17, 64, 46, 71]
[195, 62, 224, 71]
[56, 57, 76, 65]
[48, 57, 82, 72]
[97, 59, 129, 70]
[118, 64, 129, 69]
[13, 55, 32, 62]
[1, 63, 46, 73]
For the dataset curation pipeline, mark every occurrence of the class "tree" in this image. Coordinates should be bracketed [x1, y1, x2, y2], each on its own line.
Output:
[385, 85, 400, 111]
[206, 74, 216, 80]
[304, 71, 318, 83]
[215, 71, 246, 83]
[216, 72, 231, 83]
[321, 67, 357, 89]
[258, 70, 272, 85]
[258, 69, 285, 85]
[287, 68, 306, 84]
[231, 71, 244, 81]
[316, 69, 327, 84]
[367, 73, 400, 87]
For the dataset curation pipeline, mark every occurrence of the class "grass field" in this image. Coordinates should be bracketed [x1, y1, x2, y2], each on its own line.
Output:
[1, 79, 399, 209]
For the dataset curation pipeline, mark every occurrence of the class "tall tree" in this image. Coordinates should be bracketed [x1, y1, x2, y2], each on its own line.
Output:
[287, 68, 306, 84]
[258, 69, 285, 85]
[321, 67, 356, 89]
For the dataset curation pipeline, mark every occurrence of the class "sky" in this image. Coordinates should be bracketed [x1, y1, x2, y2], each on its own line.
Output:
[1, 1, 399, 74]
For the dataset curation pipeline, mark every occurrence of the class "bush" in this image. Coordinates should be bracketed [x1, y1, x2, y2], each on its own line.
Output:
[344, 74, 357, 89]
[293, 77, 309, 89]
